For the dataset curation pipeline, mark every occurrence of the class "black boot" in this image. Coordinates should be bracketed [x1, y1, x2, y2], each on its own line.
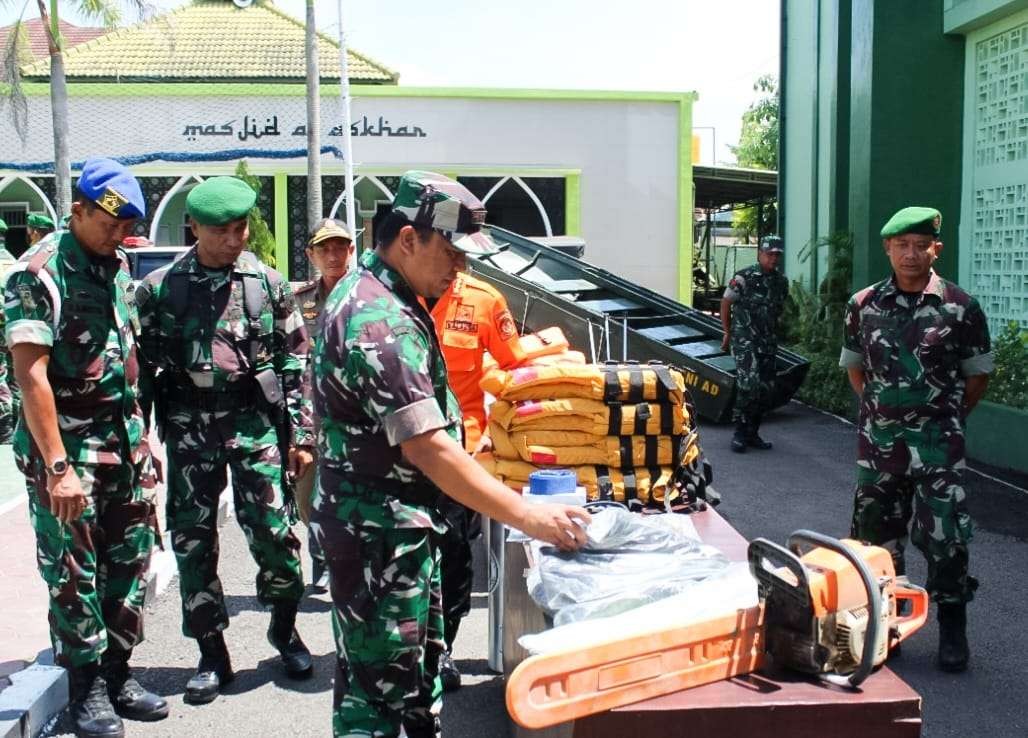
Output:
[937, 602, 970, 672]
[268, 601, 313, 678]
[731, 422, 748, 453]
[438, 650, 461, 692]
[311, 558, 329, 593]
[102, 648, 169, 722]
[185, 633, 234, 705]
[68, 663, 124, 738]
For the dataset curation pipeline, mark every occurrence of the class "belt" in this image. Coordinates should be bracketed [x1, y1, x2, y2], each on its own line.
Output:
[166, 380, 259, 412]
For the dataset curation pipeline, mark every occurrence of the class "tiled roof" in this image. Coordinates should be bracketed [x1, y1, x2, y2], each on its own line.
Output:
[19, 1, 397, 84]
[0, 19, 106, 60]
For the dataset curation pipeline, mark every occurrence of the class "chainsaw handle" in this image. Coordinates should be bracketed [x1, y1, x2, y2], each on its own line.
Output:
[787, 530, 882, 690]
[892, 581, 929, 644]
[746, 538, 811, 611]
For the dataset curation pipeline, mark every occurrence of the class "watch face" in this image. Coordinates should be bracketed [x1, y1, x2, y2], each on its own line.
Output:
[50, 459, 68, 475]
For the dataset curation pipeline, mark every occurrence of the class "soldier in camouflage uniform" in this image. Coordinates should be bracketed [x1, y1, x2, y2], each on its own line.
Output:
[0, 218, 14, 443]
[311, 170, 590, 738]
[3, 159, 168, 737]
[135, 176, 315, 704]
[720, 235, 789, 452]
[292, 218, 354, 592]
[840, 206, 992, 673]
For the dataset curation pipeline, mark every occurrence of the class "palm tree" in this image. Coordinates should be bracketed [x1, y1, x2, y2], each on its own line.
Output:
[2, 1, 148, 219]
[304, 0, 322, 232]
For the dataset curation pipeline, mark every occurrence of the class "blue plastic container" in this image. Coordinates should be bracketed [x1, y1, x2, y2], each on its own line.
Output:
[528, 469, 578, 495]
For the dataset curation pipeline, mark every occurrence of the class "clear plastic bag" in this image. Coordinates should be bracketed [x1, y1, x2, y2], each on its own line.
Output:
[526, 508, 731, 627]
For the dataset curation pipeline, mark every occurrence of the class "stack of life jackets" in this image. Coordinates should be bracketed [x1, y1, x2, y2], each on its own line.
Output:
[476, 332, 706, 509]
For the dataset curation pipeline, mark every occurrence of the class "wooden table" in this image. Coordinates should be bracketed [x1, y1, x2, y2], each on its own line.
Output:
[501, 507, 922, 737]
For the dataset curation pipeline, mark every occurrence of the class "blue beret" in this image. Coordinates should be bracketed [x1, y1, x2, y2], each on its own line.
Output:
[76, 158, 145, 220]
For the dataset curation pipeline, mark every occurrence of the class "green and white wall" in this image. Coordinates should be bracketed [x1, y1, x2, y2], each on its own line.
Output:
[0, 85, 697, 302]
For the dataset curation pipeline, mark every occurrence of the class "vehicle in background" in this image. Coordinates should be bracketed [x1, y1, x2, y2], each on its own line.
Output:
[126, 246, 189, 281]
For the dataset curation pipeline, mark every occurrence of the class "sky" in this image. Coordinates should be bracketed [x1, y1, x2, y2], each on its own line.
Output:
[0, 0, 779, 165]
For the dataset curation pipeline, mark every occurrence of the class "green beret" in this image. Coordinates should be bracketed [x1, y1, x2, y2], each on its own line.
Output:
[0, 218, 7, 233]
[27, 213, 55, 230]
[186, 176, 257, 226]
[881, 206, 941, 238]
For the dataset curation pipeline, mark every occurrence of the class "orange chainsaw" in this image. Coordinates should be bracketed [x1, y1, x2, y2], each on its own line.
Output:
[506, 529, 929, 729]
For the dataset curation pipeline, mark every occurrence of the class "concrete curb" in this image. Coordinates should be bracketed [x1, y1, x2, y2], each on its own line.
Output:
[0, 665, 67, 738]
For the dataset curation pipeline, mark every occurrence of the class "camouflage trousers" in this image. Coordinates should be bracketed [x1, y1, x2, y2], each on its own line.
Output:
[851, 466, 977, 604]
[164, 406, 304, 638]
[436, 501, 474, 651]
[313, 508, 444, 738]
[24, 459, 156, 667]
[731, 346, 777, 427]
[0, 351, 13, 444]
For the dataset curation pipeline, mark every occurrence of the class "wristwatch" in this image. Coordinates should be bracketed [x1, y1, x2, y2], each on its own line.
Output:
[45, 457, 70, 476]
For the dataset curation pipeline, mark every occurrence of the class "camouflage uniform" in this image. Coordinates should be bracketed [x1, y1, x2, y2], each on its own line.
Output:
[840, 270, 993, 604]
[311, 249, 462, 737]
[0, 246, 18, 443]
[293, 277, 329, 568]
[724, 263, 788, 430]
[3, 232, 156, 667]
[136, 247, 311, 639]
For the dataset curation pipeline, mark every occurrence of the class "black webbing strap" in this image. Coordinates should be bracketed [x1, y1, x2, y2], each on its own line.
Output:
[659, 404, 674, 435]
[595, 465, 614, 501]
[644, 436, 659, 468]
[652, 365, 677, 400]
[627, 369, 645, 402]
[622, 469, 638, 503]
[607, 404, 623, 436]
[671, 434, 684, 467]
[618, 436, 633, 469]
[603, 370, 621, 402]
[633, 402, 651, 435]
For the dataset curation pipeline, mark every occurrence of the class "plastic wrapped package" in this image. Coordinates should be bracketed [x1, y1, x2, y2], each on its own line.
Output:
[518, 561, 759, 656]
[526, 508, 731, 627]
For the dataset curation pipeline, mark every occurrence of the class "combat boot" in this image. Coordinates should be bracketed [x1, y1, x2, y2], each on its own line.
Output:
[311, 558, 329, 593]
[937, 602, 970, 672]
[746, 417, 773, 449]
[185, 632, 234, 704]
[438, 650, 461, 692]
[101, 648, 169, 721]
[731, 422, 748, 453]
[268, 600, 313, 678]
[68, 663, 124, 738]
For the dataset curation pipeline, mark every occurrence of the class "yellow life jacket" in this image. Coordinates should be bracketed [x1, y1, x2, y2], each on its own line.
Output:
[489, 422, 697, 468]
[480, 363, 685, 404]
[489, 397, 687, 436]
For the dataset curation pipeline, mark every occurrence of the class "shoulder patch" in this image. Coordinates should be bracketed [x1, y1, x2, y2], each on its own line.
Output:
[498, 310, 517, 341]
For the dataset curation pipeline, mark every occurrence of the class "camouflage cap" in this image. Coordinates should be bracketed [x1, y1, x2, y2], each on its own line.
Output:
[759, 235, 784, 253]
[27, 213, 55, 230]
[881, 206, 941, 238]
[307, 218, 353, 247]
[187, 176, 257, 226]
[391, 170, 498, 255]
[76, 157, 145, 219]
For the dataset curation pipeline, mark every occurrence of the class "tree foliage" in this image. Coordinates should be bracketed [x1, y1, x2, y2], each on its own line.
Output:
[234, 160, 277, 269]
[731, 75, 779, 243]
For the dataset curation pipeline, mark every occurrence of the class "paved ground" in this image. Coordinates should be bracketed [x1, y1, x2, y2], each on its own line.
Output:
[24, 401, 1028, 737]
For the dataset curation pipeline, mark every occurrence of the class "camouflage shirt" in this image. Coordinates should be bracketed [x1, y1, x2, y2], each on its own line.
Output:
[312, 250, 462, 530]
[135, 247, 313, 447]
[840, 270, 993, 474]
[723, 264, 789, 353]
[2, 232, 148, 466]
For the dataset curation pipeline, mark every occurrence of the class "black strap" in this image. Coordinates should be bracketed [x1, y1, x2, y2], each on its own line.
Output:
[603, 370, 621, 402]
[618, 436, 633, 469]
[623, 470, 638, 503]
[627, 369, 644, 402]
[595, 465, 614, 501]
[652, 365, 677, 399]
[633, 402, 651, 435]
[671, 435, 684, 467]
[644, 436, 659, 468]
[607, 404, 623, 436]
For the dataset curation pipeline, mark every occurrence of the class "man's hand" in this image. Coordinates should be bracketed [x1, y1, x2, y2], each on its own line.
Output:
[47, 469, 87, 524]
[289, 446, 314, 478]
[519, 503, 590, 551]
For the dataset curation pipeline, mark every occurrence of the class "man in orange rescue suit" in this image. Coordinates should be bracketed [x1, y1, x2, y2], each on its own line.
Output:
[429, 270, 525, 690]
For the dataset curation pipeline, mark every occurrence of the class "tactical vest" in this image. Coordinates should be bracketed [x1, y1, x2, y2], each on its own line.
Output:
[158, 251, 278, 375]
